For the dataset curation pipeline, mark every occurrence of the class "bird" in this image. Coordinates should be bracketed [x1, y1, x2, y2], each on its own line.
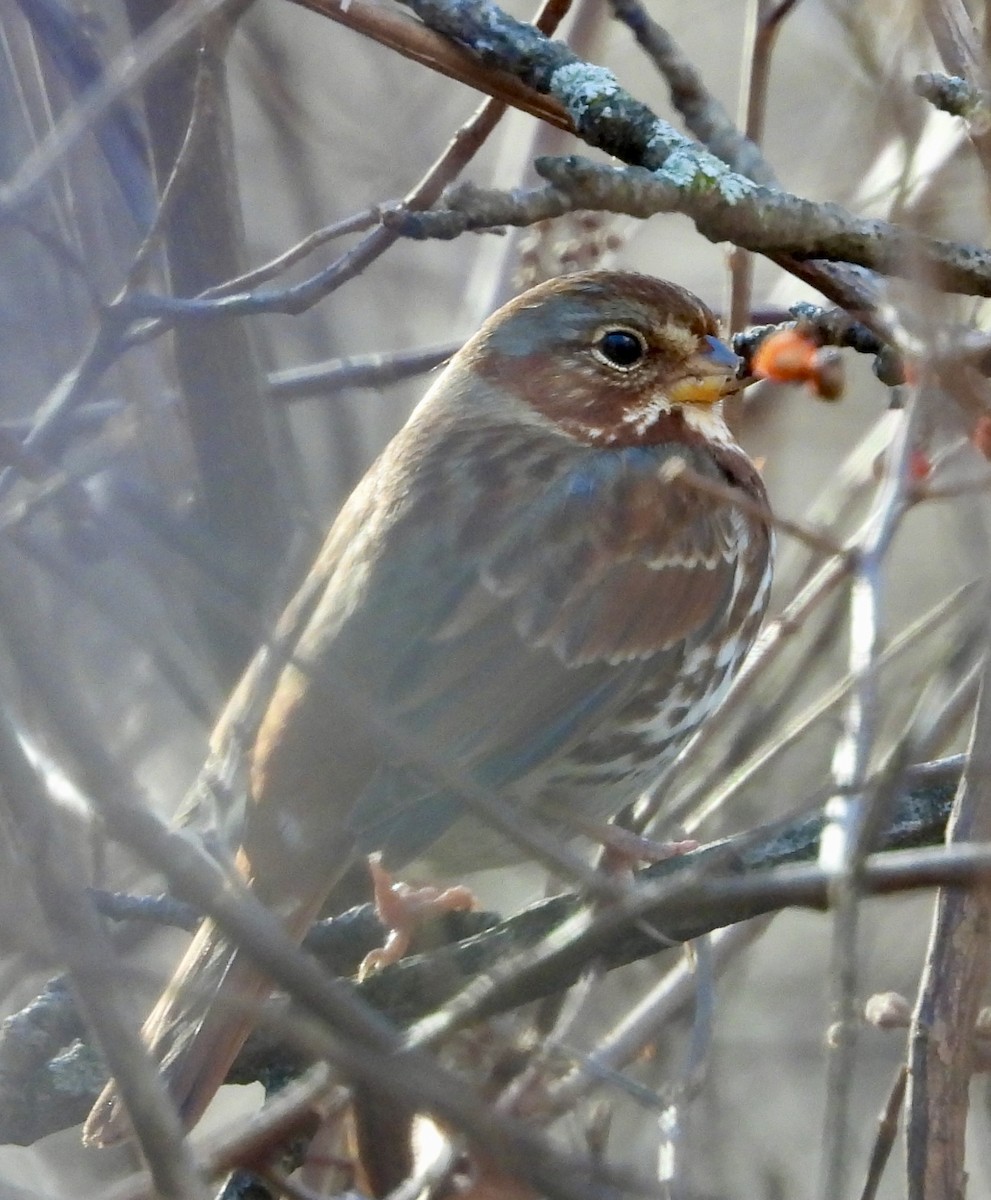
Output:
[83, 269, 773, 1151]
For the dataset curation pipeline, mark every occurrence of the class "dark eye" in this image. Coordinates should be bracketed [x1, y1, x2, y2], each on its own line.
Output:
[593, 327, 648, 371]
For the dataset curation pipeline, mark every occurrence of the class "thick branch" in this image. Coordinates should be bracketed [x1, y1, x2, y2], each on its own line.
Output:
[126, 0, 289, 674]
[389, 0, 896, 310]
[0, 777, 956, 1147]
[907, 649, 991, 1200]
[608, 0, 778, 186]
[391, 157, 991, 298]
[287, 0, 570, 130]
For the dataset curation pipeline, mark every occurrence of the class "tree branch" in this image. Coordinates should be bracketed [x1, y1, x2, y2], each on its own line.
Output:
[389, 156, 991, 299]
[0, 774, 957, 1147]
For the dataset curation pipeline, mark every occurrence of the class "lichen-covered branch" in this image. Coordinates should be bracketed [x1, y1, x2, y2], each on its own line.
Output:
[608, 0, 778, 186]
[390, 156, 991, 297]
[915, 71, 991, 126]
[381, 0, 922, 310]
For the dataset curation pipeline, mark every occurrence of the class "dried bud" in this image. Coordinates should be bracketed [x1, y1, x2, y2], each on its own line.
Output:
[825, 1021, 846, 1049]
[810, 347, 845, 401]
[864, 991, 912, 1029]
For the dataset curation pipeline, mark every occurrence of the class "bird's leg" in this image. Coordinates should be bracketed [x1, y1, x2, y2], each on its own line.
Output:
[357, 853, 476, 980]
[537, 801, 698, 876]
[593, 824, 699, 875]
[550, 809, 698, 878]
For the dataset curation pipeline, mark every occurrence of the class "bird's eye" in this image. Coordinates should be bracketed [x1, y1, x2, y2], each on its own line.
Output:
[592, 327, 648, 371]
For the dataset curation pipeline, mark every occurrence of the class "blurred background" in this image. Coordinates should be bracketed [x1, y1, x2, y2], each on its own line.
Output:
[1, 0, 990, 1197]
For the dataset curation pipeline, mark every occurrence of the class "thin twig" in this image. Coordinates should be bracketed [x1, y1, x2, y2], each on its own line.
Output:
[541, 921, 770, 1120]
[202, 207, 383, 294]
[123, 47, 212, 287]
[0, 0, 245, 217]
[120, 207, 384, 351]
[818, 391, 917, 1200]
[905, 604, 991, 1199]
[858, 1066, 908, 1200]
[267, 344, 458, 401]
[0, 704, 209, 1200]
[729, 0, 802, 329]
[608, 0, 776, 186]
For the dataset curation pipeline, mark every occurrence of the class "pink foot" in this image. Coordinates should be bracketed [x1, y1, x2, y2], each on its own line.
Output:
[593, 824, 699, 876]
[358, 854, 476, 980]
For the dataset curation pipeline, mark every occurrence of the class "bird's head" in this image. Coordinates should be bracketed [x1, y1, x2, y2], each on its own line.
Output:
[462, 270, 743, 448]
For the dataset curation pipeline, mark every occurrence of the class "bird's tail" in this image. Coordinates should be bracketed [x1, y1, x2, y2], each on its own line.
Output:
[82, 890, 320, 1148]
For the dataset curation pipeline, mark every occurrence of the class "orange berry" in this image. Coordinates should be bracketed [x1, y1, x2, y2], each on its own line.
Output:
[751, 330, 844, 400]
[751, 329, 819, 384]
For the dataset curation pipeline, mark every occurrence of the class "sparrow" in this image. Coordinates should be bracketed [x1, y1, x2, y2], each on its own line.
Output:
[83, 269, 773, 1149]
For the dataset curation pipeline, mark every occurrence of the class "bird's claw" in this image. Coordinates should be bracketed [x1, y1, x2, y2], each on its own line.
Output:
[591, 824, 699, 876]
[357, 853, 476, 981]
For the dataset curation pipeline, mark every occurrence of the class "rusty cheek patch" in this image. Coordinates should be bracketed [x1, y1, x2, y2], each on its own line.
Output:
[477, 349, 716, 449]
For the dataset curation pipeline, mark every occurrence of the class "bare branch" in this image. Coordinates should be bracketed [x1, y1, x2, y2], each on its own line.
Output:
[0, 0, 245, 217]
[906, 617, 991, 1200]
[390, 157, 991, 299]
[0, 774, 959, 1148]
[286, 0, 570, 131]
[607, 0, 777, 186]
[0, 705, 208, 1200]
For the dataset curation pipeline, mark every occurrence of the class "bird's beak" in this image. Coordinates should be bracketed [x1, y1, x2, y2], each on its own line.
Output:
[668, 335, 744, 406]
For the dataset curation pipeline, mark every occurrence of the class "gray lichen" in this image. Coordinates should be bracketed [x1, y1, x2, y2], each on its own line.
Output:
[549, 62, 622, 123]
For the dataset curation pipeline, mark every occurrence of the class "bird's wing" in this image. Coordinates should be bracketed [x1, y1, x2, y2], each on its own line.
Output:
[343, 442, 769, 864]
